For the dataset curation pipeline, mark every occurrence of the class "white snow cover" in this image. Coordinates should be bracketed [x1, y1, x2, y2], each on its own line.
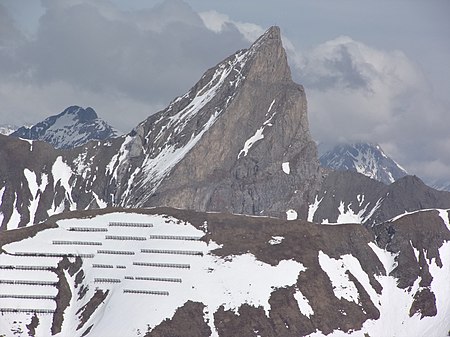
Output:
[293, 288, 314, 318]
[320, 197, 383, 225]
[23, 169, 48, 225]
[336, 201, 362, 224]
[238, 99, 277, 159]
[438, 209, 450, 231]
[318, 251, 362, 304]
[286, 209, 298, 220]
[238, 126, 265, 158]
[140, 110, 221, 196]
[388, 208, 450, 225]
[368, 242, 398, 275]
[307, 195, 323, 222]
[51, 156, 76, 213]
[282, 162, 290, 174]
[7, 193, 21, 230]
[310, 242, 450, 337]
[0, 212, 305, 337]
[268, 236, 284, 245]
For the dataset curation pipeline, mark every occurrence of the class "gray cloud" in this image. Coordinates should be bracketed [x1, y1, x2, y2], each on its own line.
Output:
[0, 0, 248, 131]
[291, 36, 450, 184]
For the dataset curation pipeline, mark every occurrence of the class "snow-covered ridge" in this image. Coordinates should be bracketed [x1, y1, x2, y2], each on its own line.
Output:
[320, 142, 407, 185]
[10, 106, 120, 149]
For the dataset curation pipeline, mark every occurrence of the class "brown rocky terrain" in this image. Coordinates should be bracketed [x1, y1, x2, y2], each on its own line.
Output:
[1, 206, 448, 336]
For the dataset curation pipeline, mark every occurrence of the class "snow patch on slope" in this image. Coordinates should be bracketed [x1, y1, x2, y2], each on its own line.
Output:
[282, 162, 290, 174]
[238, 99, 277, 159]
[286, 209, 298, 220]
[294, 288, 314, 318]
[51, 156, 76, 214]
[23, 169, 48, 225]
[307, 196, 323, 222]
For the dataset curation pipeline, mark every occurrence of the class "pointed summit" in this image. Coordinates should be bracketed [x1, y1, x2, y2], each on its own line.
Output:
[108, 26, 320, 218]
[246, 26, 291, 83]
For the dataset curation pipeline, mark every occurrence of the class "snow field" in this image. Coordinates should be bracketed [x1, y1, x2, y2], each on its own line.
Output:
[309, 242, 450, 336]
[1, 212, 306, 337]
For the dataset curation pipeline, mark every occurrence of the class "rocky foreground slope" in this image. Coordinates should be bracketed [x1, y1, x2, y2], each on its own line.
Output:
[0, 207, 448, 337]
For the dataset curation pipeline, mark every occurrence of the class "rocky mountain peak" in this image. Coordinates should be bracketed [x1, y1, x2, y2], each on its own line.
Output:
[10, 105, 119, 149]
[106, 26, 319, 218]
[63, 105, 98, 122]
[246, 25, 291, 83]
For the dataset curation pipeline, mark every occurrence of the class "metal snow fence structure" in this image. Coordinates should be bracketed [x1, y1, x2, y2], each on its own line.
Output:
[133, 262, 190, 269]
[140, 249, 203, 256]
[134, 276, 182, 283]
[52, 240, 102, 246]
[0, 265, 53, 271]
[13, 252, 94, 258]
[0, 280, 57, 286]
[68, 227, 108, 232]
[0, 308, 55, 315]
[94, 278, 121, 283]
[123, 289, 169, 296]
[0, 294, 55, 300]
[105, 235, 147, 241]
[97, 250, 135, 255]
[92, 264, 114, 269]
[148, 235, 202, 241]
[124, 276, 134, 280]
[109, 222, 154, 228]
[116, 265, 126, 269]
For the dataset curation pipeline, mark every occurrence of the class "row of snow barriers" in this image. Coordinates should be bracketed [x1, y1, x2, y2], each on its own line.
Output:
[0, 308, 55, 315]
[123, 289, 169, 296]
[0, 279, 57, 286]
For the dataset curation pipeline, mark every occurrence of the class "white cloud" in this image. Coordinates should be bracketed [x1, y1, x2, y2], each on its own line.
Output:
[291, 36, 450, 183]
[199, 10, 264, 42]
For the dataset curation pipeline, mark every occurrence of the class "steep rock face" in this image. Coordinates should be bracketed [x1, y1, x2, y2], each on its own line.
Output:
[11, 106, 120, 149]
[108, 26, 320, 218]
[319, 142, 408, 185]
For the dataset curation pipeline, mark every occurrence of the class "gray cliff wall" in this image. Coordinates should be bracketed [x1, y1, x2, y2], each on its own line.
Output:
[146, 27, 321, 218]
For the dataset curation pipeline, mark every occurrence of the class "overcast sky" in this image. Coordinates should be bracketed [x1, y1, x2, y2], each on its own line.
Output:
[1, 0, 450, 185]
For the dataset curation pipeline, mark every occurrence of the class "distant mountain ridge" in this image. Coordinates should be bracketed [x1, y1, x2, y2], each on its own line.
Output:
[319, 142, 408, 185]
[0, 124, 19, 136]
[10, 106, 120, 149]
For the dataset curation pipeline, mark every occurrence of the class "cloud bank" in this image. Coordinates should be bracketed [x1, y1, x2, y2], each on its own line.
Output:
[0, 0, 248, 131]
